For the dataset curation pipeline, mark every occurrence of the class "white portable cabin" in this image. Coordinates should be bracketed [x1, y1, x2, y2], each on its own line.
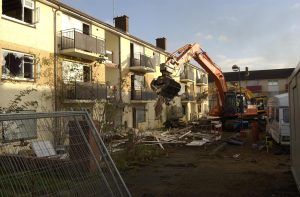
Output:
[289, 63, 300, 192]
[267, 93, 290, 145]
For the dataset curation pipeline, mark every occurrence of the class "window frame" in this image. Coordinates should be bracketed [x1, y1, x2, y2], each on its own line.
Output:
[135, 106, 146, 123]
[2, 0, 38, 26]
[132, 74, 145, 91]
[1, 49, 35, 81]
[282, 107, 289, 123]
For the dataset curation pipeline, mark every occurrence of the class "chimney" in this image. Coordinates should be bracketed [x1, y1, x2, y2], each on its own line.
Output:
[114, 15, 129, 33]
[156, 37, 167, 50]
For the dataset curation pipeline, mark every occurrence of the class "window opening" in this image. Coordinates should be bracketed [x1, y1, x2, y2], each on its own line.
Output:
[2, 0, 34, 24]
[2, 50, 34, 80]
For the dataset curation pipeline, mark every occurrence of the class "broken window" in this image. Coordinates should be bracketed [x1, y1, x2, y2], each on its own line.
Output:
[2, 50, 34, 80]
[135, 106, 146, 123]
[2, 0, 35, 24]
[62, 61, 91, 82]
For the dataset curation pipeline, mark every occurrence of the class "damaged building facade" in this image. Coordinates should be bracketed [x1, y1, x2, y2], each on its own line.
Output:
[0, 0, 54, 112]
[0, 0, 209, 131]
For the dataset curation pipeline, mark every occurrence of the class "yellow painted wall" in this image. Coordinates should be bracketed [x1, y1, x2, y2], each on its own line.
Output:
[92, 25, 105, 39]
[120, 37, 130, 71]
[105, 67, 119, 86]
[0, 83, 53, 112]
[0, 1, 54, 52]
[144, 47, 153, 57]
[105, 31, 120, 64]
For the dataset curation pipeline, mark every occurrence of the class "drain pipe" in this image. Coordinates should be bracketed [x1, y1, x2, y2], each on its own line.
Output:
[53, 5, 60, 111]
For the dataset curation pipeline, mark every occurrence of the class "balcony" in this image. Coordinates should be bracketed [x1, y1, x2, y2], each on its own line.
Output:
[62, 82, 114, 102]
[196, 92, 208, 102]
[129, 53, 155, 73]
[181, 93, 195, 102]
[59, 29, 105, 61]
[196, 77, 208, 86]
[180, 69, 194, 83]
[131, 89, 157, 102]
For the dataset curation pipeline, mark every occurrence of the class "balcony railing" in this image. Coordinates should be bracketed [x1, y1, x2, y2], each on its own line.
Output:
[196, 77, 208, 85]
[63, 82, 114, 101]
[180, 69, 194, 82]
[60, 29, 105, 59]
[130, 53, 155, 73]
[181, 93, 195, 101]
[131, 89, 157, 100]
[196, 92, 208, 101]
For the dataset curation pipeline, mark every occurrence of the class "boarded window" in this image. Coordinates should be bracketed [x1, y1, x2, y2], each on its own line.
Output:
[132, 75, 144, 90]
[2, 50, 34, 80]
[62, 61, 91, 82]
[135, 106, 146, 123]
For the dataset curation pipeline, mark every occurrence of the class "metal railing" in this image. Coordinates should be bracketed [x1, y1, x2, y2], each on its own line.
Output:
[196, 77, 208, 84]
[181, 93, 195, 101]
[196, 92, 208, 101]
[130, 53, 155, 70]
[63, 81, 112, 100]
[60, 28, 105, 55]
[180, 69, 194, 81]
[131, 89, 157, 100]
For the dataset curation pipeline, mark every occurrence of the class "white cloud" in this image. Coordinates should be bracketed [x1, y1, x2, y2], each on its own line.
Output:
[218, 35, 229, 42]
[205, 34, 214, 40]
[216, 55, 288, 72]
[221, 16, 238, 23]
[195, 32, 202, 37]
[291, 2, 300, 9]
[194, 32, 214, 40]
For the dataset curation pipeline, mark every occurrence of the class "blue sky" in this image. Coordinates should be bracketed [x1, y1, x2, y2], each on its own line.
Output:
[61, 0, 300, 71]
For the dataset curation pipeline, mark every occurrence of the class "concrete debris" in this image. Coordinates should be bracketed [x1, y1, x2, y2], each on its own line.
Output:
[106, 119, 223, 152]
[186, 139, 209, 146]
[232, 154, 240, 159]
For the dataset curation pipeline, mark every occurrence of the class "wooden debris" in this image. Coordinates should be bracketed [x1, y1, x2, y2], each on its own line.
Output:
[178, 130, 192, 139]
[108, 119, 224, 152]
[155, 137, 165, 150]
[186, 140, 208, 146]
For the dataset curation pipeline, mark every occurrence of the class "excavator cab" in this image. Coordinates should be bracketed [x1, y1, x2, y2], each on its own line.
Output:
[223, 92, 239, 116]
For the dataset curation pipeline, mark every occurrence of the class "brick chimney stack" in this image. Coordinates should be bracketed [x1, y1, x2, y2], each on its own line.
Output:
[114, 15, 129, 33]
[156, 37, 167, 50]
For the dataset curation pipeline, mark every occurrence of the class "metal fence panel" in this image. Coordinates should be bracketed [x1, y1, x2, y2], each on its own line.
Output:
[0, 111, 131, 197]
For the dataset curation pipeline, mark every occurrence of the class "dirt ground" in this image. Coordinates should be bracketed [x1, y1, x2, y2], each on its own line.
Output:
[120, 131, 299, 197]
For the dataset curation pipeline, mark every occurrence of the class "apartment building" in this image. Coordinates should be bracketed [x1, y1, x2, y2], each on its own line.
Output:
[208, 68, 294, 97]
[175, 63, 209, 122]
[0, 0, 209, 131]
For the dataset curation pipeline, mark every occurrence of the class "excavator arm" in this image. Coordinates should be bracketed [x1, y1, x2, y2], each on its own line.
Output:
[151, 43, 227, 116]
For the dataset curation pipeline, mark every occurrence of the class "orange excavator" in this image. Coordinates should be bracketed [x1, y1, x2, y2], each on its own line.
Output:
[151, 43, 257, 128]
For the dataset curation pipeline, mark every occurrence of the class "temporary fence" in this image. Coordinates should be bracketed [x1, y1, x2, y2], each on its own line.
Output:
[0, 111, 131, 197]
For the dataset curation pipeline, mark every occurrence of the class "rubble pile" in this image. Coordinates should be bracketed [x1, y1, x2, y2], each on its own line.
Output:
[108, 119, 223, 152]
